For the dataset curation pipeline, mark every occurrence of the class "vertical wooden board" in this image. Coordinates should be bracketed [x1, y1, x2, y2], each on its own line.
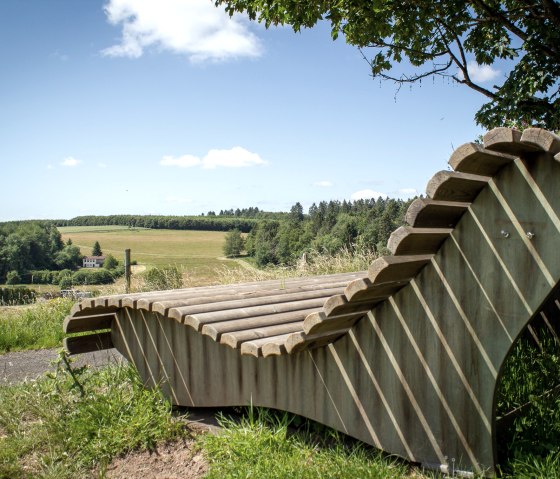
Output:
[468, 175, 551, 318]
[168, 319, 196, 407]
[139, 311, 166, 391]
[374, 288, 484, 471]
[326, 318, 424, 462]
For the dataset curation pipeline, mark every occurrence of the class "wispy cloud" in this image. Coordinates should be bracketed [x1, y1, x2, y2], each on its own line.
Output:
[463, 61, 501, 83]
[61, 156, 81, 167]
[160, 147, 266, 169]
[398, 188, 418, 197]
[102, 0, 262, 62]
[351, 189, 386, 200]
[97, 162, 107, 168]
[314, 180, 333, 187]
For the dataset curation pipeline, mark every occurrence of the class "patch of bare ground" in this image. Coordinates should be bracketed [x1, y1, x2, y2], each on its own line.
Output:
[102, 436, 208, 479]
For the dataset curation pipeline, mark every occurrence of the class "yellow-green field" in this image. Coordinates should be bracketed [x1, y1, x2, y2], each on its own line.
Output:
[58, 226, 243, 286]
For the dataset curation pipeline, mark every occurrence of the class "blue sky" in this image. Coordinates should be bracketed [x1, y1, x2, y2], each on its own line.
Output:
[0, 0, 498, 221]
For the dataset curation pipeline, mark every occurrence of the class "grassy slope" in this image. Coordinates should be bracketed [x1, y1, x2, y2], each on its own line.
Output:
[58, 226, 243, 285]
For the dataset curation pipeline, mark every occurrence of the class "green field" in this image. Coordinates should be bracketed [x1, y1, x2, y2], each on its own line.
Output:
[58, 226, 243, 286]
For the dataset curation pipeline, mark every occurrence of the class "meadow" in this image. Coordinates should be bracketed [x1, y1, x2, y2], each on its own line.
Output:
[58, 226, 244, 286]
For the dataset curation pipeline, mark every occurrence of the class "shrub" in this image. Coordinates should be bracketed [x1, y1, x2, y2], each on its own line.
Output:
[5, 270, 21, 285]
[0, 287, 37, 306]
[103, 254, 119, 270]
[72, 269, 115, 286]
[143, 266, 183, 291]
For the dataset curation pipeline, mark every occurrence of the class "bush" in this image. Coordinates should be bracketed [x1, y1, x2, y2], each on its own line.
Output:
[5, 270, 21, 285]
[72, 269, 115, 286]
[0, 287, 37, 306]
[103, 254, 119, 270]
[143, 266, 183, 291]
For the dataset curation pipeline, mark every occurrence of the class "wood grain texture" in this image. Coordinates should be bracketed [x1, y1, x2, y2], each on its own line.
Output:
[387, 227, 452, 256]
[448, 142, 515, 176]
[483, 127, 539, 155]
[426, 171, 489, 202]
[405, 199, 470, 228]
[520, 128, 560, 154]
[368, 255, 433, 283]
[63, 314, 114, 333]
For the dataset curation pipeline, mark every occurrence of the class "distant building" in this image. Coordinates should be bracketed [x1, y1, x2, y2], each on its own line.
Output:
[83, 256, 105, 268]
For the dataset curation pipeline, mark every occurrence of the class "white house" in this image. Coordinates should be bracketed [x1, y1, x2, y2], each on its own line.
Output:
[83, 256, 105, 268]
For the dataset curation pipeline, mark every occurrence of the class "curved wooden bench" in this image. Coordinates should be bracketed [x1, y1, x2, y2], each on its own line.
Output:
[64, 127, 560, 476]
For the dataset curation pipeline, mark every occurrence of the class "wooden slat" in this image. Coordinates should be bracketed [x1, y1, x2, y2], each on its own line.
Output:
[520, 128, 560, 154]
[405, 198, 470, 228]
[261, 339, 288, 357]
[367, 254, 433, 284]
[183, 297, 327, 330]
[220, 321, 304, 349]
[285, 329, 349, 354]
[448, 142, 515, 176]
[426, 171, 490, 202]
[344, 278, 408, 303]
[240, 333, 293, 357]
[151, 282, 348, 316]
[63, 332, 113, 355]
[201, 308, 318, 340]
[71, 305, 119, 318]
[63, 314, 115, 334]
[483, 127, 539, 155]
[303, 311, 366, 335]
[387, 227, 452, 256]
[323, 294, 384, 317]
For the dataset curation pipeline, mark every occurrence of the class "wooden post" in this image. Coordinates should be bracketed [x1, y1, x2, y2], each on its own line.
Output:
[124, 249, 131, 293]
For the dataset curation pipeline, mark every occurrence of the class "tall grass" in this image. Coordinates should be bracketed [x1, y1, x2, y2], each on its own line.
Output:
[0, 298, 73, 353]
[217, 246, 378, 284]
[0, 355, 187, 479]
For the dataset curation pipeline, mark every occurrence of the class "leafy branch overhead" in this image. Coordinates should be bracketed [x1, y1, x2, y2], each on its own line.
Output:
[217, 0, 560, 130]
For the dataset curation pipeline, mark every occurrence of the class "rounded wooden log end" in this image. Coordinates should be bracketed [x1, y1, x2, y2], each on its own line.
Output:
[262, 342, 286, 357]
[520, 128, 560, 155]
[303, 312, 327, 335]
[201, 324, 220, 342]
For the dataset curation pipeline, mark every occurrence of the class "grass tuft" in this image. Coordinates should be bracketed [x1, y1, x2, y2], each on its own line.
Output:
[0, 354, 187, 478]
[201, 407, 409, 479]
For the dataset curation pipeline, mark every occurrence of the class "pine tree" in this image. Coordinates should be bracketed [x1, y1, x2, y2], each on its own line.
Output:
[92, 241, 102, 256]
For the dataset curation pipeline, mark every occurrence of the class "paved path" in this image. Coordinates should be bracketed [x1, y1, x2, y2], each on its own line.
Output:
[0, 347, 125, 385]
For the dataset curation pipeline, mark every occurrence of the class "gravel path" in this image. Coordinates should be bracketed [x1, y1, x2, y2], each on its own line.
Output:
[0, 347, 125, 385]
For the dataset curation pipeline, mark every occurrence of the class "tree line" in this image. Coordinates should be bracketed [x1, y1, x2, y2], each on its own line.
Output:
[225, 197, 412, 267]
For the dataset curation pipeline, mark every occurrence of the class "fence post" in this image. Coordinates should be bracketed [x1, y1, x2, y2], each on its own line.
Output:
[124, 249, 131, 293]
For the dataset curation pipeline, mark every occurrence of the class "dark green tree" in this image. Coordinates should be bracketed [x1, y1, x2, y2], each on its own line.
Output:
[218, 0, 560, 129]
[223, 229, 245, 257]
[103, 254, 119, 270]
[54, 245, 83, 270]
[92, 241, 102, 256]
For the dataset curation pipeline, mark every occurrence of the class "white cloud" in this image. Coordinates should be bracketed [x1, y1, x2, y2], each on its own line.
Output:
[102, 0, 262, 62]
[160, 147, 266, 169]
[351, 189, 386, 200]
[314, 180, 333, 187]
[61, 156, 81, 167]
[464, 61, 500, 83]
[97, 162, 107, 168]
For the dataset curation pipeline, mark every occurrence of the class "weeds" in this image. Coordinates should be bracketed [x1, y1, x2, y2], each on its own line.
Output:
[0, 353, 187, 479]
[0, 298, 73, 353]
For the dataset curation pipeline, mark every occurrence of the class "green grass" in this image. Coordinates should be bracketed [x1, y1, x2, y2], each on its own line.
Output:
[58, 226, 243, 285]
[201, 407, 412, 479]
[0, 357, 187, 479]
[0, 298, 73, 353]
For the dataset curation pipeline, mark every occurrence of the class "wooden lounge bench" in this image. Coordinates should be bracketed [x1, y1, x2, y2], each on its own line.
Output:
[64, 127, 560, 476]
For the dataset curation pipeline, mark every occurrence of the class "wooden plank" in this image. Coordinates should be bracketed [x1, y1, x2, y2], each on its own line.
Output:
[63, 332, 113, 355]
[426, 171, 490, 202]
[520, 128, 560, 154]
[63, 314, 114, 333]
[201, 308, 319, 340]
[367, 255, 433, 284]
[220, 321, 304, 349]
[323, 294, 385, 317]
[285, 329, 349, 354]
[261, 339, 288, 357]
[240, 333, 293, 357]
[405, 198, 470, 228]
[483, 127, 539, 155]
[448, 142, 515, 176]
[158, 286, 344, 319]
[344, 278, 407, 303]
[303, 311, 366, 335]
[71, 305, 119, 318]
[387, 227, 452, 256]
[183, 297, 327, 330]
